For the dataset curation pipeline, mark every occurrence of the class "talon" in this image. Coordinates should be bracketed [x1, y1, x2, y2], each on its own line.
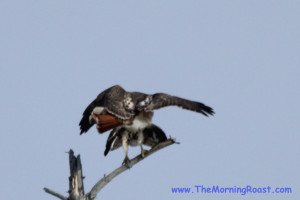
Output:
[122, 156, 130, 166]
[141, 149, 148, 158]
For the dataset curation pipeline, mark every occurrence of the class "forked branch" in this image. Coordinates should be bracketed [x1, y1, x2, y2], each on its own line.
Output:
[44, 138, 177, 200]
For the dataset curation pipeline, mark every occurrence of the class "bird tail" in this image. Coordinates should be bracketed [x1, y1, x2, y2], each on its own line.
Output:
[93, 114, 122, 133]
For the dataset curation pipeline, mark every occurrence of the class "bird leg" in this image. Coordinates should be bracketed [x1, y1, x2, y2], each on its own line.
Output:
[122, 136, 130, 165]
[140, 145, 148, 158]
[122, 155, 130, 166]
[137, 131, 148, 157]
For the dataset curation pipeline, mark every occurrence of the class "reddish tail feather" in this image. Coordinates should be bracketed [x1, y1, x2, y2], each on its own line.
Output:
[92, 114, 122, 133]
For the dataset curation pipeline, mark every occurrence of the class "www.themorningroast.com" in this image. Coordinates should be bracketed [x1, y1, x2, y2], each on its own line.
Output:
[171, 185, 292, 196]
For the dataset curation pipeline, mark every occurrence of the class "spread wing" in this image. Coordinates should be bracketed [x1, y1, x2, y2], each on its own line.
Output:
[142, 124, 167, 147]
[79, 85, 134, 134]
[144, 93, 214, 116]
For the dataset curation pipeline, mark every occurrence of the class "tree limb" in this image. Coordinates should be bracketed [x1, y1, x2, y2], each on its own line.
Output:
[87, 138, 176, 199]
[43, 188, 67, 200]
[68, 149, 85, 200]
[44, 138, 177, 200]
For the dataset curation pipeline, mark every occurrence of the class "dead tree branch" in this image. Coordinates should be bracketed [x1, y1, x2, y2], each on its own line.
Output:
[68, 149, 85, 200]
[43, 188, 67, 200]
[44, 138, 177, 200]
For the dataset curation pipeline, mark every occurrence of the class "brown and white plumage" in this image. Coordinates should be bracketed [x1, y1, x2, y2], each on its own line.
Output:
[104, 123, 167, 163]
[79, 85, 214, 164]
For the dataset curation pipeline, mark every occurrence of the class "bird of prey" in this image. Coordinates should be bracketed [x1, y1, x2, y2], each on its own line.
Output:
[79, 85, 214, 164]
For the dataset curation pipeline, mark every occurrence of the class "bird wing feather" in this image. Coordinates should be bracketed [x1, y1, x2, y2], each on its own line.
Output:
[79, 85, 134, 134]
[144, 93, 214, 116]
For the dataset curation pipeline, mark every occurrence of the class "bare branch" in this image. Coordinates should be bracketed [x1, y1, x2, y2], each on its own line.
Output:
[68, 150, 85, 200]
[44, 138, 177, 200]
[43, 188, 67, 200]
[86, 138, 177, 200]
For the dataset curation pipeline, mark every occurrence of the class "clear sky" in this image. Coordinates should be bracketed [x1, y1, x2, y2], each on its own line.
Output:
[1, 1, 299, 200]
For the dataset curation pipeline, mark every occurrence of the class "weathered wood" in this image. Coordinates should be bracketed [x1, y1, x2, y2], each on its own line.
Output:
[68, 150, 85, 200]
[43, 187, 67, 200]
[86, 138, 176, 200]
[44, 138, 177, 200]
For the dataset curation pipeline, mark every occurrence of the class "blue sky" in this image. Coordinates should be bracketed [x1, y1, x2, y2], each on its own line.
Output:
[1, 1, 299, 200]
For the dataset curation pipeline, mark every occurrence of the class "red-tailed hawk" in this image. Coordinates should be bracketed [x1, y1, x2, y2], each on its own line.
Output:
[79, 85, 214, 164]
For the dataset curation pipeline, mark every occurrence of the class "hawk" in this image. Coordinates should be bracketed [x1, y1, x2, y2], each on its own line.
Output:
[79, 85, 214, 164]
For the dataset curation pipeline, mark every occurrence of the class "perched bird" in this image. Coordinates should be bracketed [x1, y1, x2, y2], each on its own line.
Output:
[79, 85, 214, 164]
